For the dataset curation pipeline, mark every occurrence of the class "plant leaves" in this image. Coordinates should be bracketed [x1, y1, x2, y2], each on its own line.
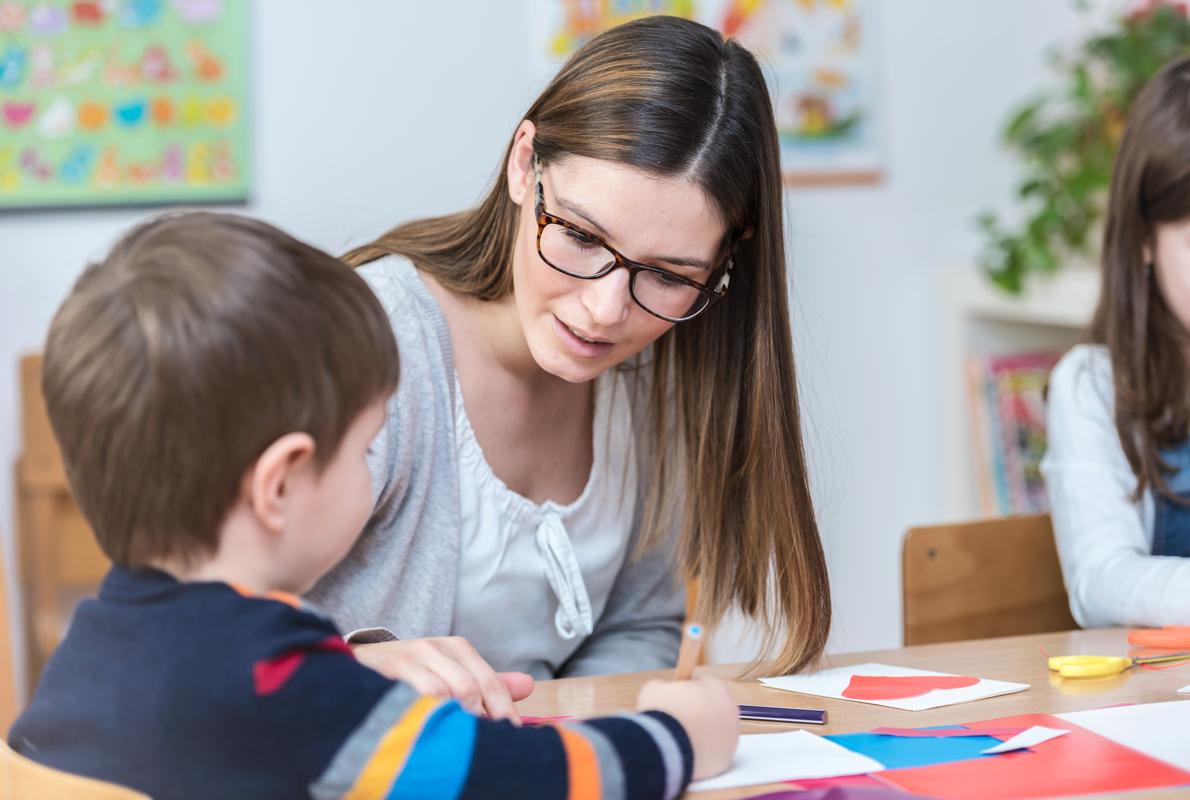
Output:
[977, 0, 1190, 292]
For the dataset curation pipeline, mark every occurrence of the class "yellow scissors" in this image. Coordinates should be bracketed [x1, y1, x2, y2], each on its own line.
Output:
[1048, 651, 1190, 678]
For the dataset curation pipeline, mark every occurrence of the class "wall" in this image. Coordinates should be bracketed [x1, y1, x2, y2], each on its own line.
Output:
[766, 0, 1099, 658]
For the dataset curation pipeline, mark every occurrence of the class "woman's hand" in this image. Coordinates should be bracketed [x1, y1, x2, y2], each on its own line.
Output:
[352, 637, 535, 723]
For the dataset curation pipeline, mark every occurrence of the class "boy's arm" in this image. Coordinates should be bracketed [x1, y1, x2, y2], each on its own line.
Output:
[314, 692, 692, 800]
[255, 627, 693, 799]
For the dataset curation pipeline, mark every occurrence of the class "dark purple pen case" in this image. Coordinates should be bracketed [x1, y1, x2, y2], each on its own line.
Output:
[738, 704, 827, 724]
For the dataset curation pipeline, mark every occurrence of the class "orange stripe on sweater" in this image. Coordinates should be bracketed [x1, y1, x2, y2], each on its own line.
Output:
[225, 582, 301, 608]
[554, 726, 602, 800]
[344, 696, 444, 800]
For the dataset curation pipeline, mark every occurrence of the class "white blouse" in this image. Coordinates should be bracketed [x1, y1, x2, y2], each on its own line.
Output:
[1041, 343, 1190, 628]
[450, 371, 639, 677]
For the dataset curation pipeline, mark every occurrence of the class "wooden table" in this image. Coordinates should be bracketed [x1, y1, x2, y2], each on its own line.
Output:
[516, 628, 1190, 799]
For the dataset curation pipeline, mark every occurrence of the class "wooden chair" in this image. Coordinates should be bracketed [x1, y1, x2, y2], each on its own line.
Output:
[0, 526, 17, 734]
[1, 740, 150, 800]
[902, 514, 1078, 646]
[14, 354, 110, 697]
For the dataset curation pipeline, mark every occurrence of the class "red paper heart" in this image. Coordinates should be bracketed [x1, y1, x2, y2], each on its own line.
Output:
[843, 674, 981, 700]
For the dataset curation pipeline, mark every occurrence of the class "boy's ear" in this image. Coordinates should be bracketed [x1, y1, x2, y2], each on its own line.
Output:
[506, 119, 537, 207]
[245, 433, 316, 533]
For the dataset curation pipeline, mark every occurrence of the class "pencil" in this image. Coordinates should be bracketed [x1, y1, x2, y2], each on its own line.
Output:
[674, 623, 703, 680]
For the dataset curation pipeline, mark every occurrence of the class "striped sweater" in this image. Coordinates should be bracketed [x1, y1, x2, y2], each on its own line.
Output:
[8, 567, 693, 799]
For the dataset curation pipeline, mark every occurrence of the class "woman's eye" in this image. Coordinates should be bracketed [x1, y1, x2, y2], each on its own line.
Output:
[564, 229, 600, 249]
[654, 271, 685, 287]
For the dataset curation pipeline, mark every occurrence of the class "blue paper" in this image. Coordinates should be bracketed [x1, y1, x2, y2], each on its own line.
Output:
[825, 731, 1002, 770]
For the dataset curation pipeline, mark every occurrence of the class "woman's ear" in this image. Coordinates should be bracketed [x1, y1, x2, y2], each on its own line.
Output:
[506, 119, 538, 206]
[245, 432, 316, 533]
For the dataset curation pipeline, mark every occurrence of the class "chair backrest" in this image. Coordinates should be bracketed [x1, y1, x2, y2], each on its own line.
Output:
[0, 740, 150, 799]
[902, 513, 1077, 646]
[15, 354, 110, 696]
[0, 525, 16, 734]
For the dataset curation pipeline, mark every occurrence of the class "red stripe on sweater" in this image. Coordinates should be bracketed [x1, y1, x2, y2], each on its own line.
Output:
[253, 636, 353, 695]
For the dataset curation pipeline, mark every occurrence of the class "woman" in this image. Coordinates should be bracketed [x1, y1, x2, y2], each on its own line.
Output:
[308, 15, 831, 722]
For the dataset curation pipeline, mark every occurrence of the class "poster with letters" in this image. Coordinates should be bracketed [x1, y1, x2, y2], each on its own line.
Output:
[0, 0, 249, 208]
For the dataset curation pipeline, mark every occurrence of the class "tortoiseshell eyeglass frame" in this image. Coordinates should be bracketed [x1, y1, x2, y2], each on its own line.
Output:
[532, 154, 738, 323]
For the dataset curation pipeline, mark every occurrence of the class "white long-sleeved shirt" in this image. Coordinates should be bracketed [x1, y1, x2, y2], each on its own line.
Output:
[1041, 343, 1190, 627]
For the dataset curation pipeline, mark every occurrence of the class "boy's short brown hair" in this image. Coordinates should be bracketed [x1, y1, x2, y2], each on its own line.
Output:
[42, 212, 399, 568]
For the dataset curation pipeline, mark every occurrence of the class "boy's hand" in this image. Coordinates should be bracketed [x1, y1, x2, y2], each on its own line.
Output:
[637, 675, 739, 780]
[352, 637, 534, 723]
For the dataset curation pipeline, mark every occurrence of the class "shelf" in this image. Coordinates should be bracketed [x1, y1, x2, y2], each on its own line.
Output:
[939, 265, 1099, 522]
[953, 265, 1099, 329]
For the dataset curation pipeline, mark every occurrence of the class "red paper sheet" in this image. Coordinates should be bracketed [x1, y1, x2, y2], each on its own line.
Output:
[842, 674, 980, 700]
[870, 726, 1026, 739]
[878, 713, 1190, 799]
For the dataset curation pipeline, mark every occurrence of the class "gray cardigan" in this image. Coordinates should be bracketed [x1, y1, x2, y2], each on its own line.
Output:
[306, 256, 684, 678]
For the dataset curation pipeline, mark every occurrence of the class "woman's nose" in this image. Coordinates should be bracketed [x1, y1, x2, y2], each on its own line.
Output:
[581, 267, 632, 327]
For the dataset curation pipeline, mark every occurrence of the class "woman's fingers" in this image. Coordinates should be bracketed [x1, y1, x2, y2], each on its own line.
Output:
[415, 642, 487, 714]
[349, 638, 524, 723]
[498, 671, 535, 701]
[387, 660, 451, 699]
[439, 637, 521, 724]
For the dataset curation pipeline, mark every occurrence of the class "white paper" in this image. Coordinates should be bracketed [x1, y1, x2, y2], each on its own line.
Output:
[690, 730, 885, 791]
[759, 662, 1029, 711]
[1179, 684, 1189, 694]
[1057, 700, 1190, 770]
[980, 725, 1070, 754]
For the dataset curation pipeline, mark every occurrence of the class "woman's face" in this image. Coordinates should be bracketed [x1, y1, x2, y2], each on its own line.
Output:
[507, 143, 728, 384]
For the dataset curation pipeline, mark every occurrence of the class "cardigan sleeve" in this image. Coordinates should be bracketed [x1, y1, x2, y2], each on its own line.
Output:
[304, 257, 462, 640]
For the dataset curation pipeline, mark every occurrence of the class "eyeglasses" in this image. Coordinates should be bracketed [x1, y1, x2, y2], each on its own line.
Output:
[533, 156, 734, 323]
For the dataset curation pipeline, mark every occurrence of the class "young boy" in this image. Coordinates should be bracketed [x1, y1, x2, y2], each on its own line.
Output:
[6, 213, 738, 799]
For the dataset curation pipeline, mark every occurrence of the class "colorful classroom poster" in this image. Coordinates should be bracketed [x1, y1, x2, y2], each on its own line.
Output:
[538, 0, 697, 61]
[531, 0, 883, 186]
[716, 0, 881, 185]
[0, 0, 250, 208]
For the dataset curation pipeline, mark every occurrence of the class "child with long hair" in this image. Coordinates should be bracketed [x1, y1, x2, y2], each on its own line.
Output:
[1043, 54, 1190, 627]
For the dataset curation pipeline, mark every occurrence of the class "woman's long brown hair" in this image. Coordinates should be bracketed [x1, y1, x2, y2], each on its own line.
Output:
[345, 16, 830, 675]
[1090, 54, 1190, 503]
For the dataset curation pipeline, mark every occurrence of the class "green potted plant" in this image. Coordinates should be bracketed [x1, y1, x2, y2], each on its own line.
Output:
[978, 0, 1190, 294]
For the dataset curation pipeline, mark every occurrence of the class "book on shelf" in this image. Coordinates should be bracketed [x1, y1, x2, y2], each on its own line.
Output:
[967, 351, 1062, 516]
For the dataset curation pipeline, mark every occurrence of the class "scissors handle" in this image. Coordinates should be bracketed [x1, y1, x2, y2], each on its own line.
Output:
[1047, 655, 1132, 678]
